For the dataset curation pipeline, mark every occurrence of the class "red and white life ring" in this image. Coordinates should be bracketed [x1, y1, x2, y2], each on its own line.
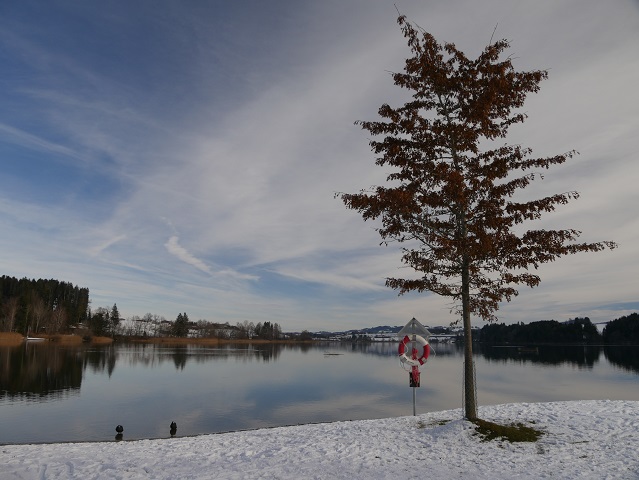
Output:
[398, 335, 430, 367]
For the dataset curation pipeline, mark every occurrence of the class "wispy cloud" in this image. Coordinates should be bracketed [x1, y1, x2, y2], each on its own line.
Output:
[164, 236, 212, 275]
[0, 123, 87, 164]
[0, 0, 637, 330]
[89, 235, 127, 257]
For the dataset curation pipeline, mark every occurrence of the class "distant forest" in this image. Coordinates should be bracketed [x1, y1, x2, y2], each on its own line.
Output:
[0, 274, 284, 340]
[0, 275, 89, 335]
[480, 314, 639, 345]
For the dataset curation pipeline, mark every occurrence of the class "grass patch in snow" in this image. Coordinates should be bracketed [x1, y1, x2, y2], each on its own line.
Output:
[472, 419, 543, 443]
[417, 419, 451, 429]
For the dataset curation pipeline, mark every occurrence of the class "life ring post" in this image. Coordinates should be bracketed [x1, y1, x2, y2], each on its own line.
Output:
[397, 318, 432, 416]
[398, 334, 430, 367]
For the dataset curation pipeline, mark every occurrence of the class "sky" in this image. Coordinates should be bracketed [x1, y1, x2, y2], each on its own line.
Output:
[1, 0, 638, 332]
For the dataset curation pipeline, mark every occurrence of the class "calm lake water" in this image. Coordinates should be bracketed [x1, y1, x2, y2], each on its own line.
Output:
[1, 341, 638, 444]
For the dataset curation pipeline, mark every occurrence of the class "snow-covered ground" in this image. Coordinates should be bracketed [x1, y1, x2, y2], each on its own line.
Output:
[1, 400, 637, 479]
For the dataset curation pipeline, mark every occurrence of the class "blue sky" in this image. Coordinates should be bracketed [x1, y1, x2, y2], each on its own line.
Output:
[1, 0, 638, 331]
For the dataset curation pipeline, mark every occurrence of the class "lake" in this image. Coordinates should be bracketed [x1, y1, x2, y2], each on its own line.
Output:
[1, 341, 638, 445]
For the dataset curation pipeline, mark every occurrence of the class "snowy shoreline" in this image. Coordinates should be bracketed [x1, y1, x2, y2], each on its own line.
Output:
[2, 400, 638, 479]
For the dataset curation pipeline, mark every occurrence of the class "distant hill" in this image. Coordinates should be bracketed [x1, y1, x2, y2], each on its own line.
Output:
[311, 325, 401, 337]
[308, 324, 459, 338]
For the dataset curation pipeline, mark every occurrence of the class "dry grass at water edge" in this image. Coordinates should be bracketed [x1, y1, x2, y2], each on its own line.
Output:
[126, 337, 309, 346]
[0, 333, 311, 346]
[0, 332, 113, 345]
[0, 332, 24, 346]
[39, 334, 114, 344]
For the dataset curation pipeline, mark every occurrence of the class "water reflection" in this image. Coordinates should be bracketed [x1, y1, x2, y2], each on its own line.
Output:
[478, 344, 602, 369]
[0, 343, 84, 401]
[115, 343, 286, 369]
[335, 340, 639, 376]
[1, 340, 638, 444]
[3, 342, 639, 403]
[64, 342, 291, 372]
[476, 343, 639, 373]
[604, 345, 639, 374]
[162, 344, 286, 369]
[84, 346, 117, 376]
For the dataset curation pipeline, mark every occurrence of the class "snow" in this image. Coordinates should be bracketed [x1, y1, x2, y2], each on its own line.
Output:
[1, 400, 637, 479]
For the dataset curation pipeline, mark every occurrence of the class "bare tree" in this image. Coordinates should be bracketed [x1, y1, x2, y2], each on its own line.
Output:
[1, 297, 20, 332]
[339, 15, 616, 419]
[31, 296, 48, 335]
[48, 307, 68, 334]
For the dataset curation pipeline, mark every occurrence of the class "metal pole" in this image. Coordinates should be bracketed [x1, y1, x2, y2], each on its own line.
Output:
[412, 386, 416, 416]
[412, 332, 417, 416]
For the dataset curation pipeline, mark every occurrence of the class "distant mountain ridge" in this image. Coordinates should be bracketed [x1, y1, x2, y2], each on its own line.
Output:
[311, 324, 460, 337]
[312, 325, 402, 337]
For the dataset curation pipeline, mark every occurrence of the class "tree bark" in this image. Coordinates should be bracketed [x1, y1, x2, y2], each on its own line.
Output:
[461, 256, 478, 420]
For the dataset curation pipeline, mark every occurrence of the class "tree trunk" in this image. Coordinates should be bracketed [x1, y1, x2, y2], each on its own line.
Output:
[461, 256, 478, 420]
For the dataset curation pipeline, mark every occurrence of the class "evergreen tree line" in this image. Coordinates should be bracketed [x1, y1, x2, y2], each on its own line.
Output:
[480, 314, 639, 345]
[209, 320, 283, 340]
[0, 275, 89, 335]
[86, 304, 121, 337]
[1, 275, 286, 340]
[601, 313, 639, 344]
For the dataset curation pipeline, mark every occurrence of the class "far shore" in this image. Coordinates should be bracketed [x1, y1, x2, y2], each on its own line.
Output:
[0, 332, 113, 346]
[0, 332, 312, 347]
[124, 336, 311, 345]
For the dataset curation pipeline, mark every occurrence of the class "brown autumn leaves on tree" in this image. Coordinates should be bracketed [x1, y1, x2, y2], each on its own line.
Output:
[339, 16, 616, 420]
